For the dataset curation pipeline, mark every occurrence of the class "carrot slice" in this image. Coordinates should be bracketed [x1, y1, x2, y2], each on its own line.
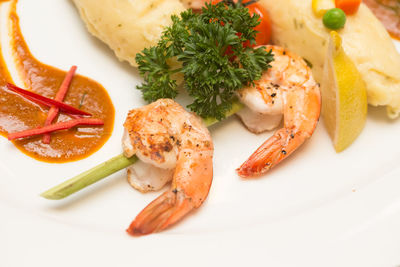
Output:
[8, 118, 104, 141]
[42, 66, 77, 144]
[335, 0, 361, 15]
[6, 83, 91, 116]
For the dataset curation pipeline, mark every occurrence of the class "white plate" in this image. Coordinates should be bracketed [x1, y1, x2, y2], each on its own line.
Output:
[1, 1, 400, 266]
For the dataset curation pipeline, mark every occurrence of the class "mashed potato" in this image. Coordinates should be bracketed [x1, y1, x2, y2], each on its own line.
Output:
[72, 0, 186, 67]
[259, 0, 400, 118]
[73, 0, 400, 117]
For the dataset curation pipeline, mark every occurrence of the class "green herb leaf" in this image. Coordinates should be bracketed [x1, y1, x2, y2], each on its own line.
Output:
[135, 2, 274, 119]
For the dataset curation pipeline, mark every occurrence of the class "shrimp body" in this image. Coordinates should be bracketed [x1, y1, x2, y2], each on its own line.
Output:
[123, 99, 213, 235]
[237, 45, 321, 178]
[236, 73, 284, 133]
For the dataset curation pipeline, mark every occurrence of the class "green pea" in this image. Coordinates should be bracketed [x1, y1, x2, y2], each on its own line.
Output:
[323, 8, 346, 30]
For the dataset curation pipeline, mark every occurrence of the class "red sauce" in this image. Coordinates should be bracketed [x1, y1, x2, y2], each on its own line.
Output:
[0, 0, 115, 163]
[364, 0, 400, 40]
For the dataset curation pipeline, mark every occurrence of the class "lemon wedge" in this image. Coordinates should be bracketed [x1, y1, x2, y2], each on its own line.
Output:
[312, 0, 335, 17]
[322, 31, 368, 152]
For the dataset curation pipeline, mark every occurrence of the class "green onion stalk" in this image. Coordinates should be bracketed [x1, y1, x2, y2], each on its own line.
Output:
[40, 102, 243, 200]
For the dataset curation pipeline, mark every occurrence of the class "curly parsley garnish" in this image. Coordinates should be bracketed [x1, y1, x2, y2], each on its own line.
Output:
[136, 2, 274, 120]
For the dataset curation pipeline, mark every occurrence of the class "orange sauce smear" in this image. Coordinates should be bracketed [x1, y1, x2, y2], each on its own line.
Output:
[0, 1, 115, 163]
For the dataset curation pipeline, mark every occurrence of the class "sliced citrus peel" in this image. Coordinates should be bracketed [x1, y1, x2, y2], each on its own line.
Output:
[322, 31, 368, 152]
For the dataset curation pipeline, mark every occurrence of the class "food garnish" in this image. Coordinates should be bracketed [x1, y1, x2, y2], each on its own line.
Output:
[212, 0, 272, 45]
[335, 0, 361, 15]
[322, 31, 367, 152]
[241, 0, 272, 45]
[323, 8, 347, 29]
[312, 0, 335, 17]
[320, 0, 361, 29]
[6, 78, 105, 142]
[42, 66, 77, 144]
[136, 1, 273, 120]
[8, 118, 104, 141]
[6, 83, 91, 116]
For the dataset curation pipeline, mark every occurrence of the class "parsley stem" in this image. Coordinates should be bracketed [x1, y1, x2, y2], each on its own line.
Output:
[40, 101, 244, 200]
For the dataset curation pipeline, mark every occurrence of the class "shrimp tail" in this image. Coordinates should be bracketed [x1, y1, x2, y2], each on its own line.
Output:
[127, 190, 194, 236]
[237, 128, 307, 178]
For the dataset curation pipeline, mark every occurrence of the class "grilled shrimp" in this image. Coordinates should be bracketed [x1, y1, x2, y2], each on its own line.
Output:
[122, 99, 213, 236]
[237, 45, 321, 178]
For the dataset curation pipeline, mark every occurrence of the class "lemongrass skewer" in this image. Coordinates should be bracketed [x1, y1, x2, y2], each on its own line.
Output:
[41, 102, 243, 200]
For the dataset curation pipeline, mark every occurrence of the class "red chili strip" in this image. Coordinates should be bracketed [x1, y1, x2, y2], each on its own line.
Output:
[6, 83, 91, 116]
[42, 66, 77, 144]
[8, 118, 104, 141]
